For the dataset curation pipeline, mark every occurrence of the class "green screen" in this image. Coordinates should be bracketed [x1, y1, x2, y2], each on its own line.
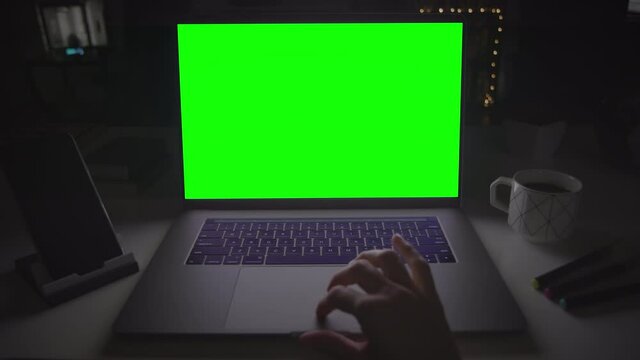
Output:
[178, 22, 462, 199]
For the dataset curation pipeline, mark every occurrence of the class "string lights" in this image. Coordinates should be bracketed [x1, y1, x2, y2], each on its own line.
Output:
[417, 5, 504, 108]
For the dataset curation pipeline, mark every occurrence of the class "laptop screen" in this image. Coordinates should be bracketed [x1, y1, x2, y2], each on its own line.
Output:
[177, 22, 463, 200]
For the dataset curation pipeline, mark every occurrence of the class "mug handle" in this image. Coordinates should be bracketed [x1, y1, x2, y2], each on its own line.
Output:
[490, 176, 514, 213]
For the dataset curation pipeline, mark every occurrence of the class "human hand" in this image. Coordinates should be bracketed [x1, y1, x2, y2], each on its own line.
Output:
[299, 234, 459, 360]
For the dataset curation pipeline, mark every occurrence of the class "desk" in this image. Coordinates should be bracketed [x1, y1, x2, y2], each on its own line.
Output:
[1, 125, 639, 359]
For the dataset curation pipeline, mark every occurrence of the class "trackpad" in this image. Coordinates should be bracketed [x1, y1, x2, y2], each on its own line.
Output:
[225, 267, 361, 334]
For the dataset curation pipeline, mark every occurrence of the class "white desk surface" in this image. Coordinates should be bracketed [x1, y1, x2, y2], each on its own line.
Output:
[1, 125, 639, 359]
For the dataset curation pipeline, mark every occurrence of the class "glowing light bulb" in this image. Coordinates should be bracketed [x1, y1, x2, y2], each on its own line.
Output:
[491, 62, 496, 67]
[491, 73, 496, 79]
[494, 39, 500, 44]
[499, 15, 504, 20]
[490, 85, 495, 90]
[496, 8, 502, 14]
[450, 8, 455, 13]
[468, 8, 473, 13]
[419, 8, 425, 13]
[493, 50, 498, 55]
[457, 8, 462, 13]
[480, 8, 486, 13]
[491, 8, 496, 13]
[438, 8, 444, 13]
[498, 27, 503, 32]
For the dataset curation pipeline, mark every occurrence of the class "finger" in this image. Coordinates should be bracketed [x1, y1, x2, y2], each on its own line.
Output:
[327, 259, 387, 293]
[299, 330, 367, 360]
[316, 285, 366, 319]
[356, 249, 413, 290]
[392, 234, 438, 296]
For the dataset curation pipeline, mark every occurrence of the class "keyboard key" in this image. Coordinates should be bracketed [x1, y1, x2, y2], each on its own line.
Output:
[260, 239, 277, 247]
[231, 246, 249, 256]
[313, 238, 330, 247]
[361, 230, 377, 237]
[218, 223, 236, 230]
[235, 223, 252, 231]
[304, 246, 320, 256]
[268, 247, 284, 255]
[249, 246, 267, 255]
[223, 231, 240, 238]
[198, 231, 224, 238]
[340, 246, 357, 256]
[331, 238, 348, 247]
[428, 229, 444, 237]
[327, 230, 342, 238]
[437, 254, 456, 263]
[286, 246, 302, 256]
[335, 222, 350, 230]
[274, 230, 291, 238]
[415, 245, 451, 255]
[293, 230, 309, 238]
[367, 222, 383, 230]
[403, 238, 419, 246]
[284, 222, 301, 230]
[358, 246, 375, 253]
[423, 254, 438, 263]
[365, 238, 382, 247]
[383, 222, 400, 230]
[301, 223, 316, 230]
[242, 231, 258, 238]
[223, 255, 242, 265]
[243, 255, 265, 265]
[318, 222, 333, 230]
[379, 229, 394, 237]
[417, 221, 437, 229]
[323, 246, 338, 255]
[416, 237, 447, 246]
[408, 229, 426, 236]
[348, 239, 365, 247]
[251, 222, 269, 230]
[205, 255, 224, 265]
[400, 221, 417, 230]
[191, 246, 230, 255]
[201, 223, 218, 231]
[296, 239, 312, 247]
[277, 239, 295, 247]
[225, 238, 242, 247]
[350, 222, 366, 230]
[204, 218, 217, 224]
[186, 254, 205, 264]
[267, 223, 286, 230]
[195, 239, 225, 247]
[257, 230, 276, 239]
[242, 238, 259, 247]
[309, 230, 325, 238]
[266, 255, 355, 265]
[343, 230, 360, 238]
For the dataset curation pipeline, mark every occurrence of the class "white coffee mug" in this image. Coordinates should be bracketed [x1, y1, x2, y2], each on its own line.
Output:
[490, 169, 583, 243]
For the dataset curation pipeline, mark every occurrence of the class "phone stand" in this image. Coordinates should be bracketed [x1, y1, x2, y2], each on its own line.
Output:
[15, 252, 138, 305]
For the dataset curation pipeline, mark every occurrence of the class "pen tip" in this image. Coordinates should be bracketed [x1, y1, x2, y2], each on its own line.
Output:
[532, 279, 540, 290]
[559, 298, 568, 310]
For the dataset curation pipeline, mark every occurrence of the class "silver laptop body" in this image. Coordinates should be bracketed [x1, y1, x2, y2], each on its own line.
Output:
[115, 13, 525, 335]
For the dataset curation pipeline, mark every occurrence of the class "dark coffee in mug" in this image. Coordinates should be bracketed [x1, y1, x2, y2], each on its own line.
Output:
[522, 182, 569, 194]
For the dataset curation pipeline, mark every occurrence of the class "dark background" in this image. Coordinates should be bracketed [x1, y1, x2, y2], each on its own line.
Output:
[2, 0, 639, 131]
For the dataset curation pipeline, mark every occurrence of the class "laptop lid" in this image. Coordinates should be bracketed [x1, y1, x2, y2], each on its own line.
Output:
[175, 14, 466, 210]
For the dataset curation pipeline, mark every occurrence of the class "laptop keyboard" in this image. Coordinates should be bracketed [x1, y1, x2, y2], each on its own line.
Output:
[186, 218, 455, 266]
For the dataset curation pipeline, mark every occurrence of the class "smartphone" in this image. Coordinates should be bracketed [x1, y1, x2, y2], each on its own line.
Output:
[3, 134, 123, 279]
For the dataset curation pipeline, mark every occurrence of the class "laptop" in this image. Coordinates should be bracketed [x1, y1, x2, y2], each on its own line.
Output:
[115, 13, 525, 335]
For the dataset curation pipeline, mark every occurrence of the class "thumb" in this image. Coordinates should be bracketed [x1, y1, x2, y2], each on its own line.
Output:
[299, 330, 368, 360]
